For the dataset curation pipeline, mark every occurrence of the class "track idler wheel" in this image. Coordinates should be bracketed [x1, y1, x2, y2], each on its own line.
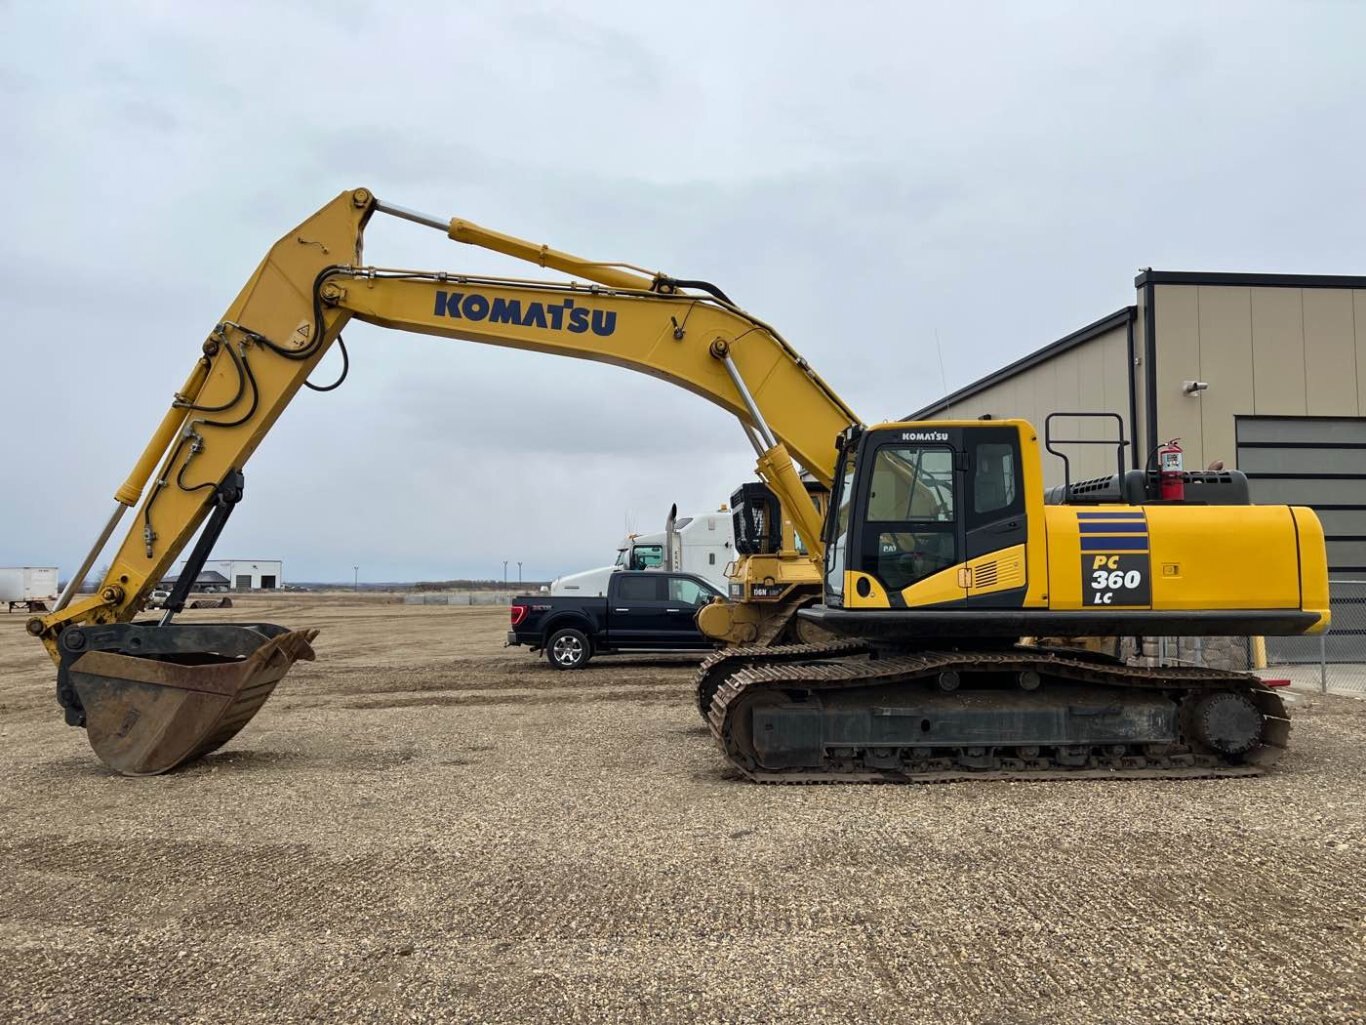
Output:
[1187, 690, 1264, 757]
[56, 622, 317, 776]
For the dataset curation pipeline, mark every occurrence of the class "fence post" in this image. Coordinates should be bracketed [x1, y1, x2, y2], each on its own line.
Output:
[1320, 631, 1328, 694]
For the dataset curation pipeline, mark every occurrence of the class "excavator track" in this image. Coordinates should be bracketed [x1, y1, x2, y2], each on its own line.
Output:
[695, 638, 871, 720]
[703, 647, 1289, 783]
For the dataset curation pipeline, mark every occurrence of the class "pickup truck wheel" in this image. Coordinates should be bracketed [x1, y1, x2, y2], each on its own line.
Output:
[546, 628, 592, 670]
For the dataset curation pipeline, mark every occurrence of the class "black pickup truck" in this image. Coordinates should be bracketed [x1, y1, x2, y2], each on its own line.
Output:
[507, 570, 723, 669]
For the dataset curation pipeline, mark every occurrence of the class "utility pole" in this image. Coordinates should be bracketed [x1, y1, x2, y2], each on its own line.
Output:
[502, 560, 508, 587]
[353, 566, 359, 592]
[517, 561, 522, 583]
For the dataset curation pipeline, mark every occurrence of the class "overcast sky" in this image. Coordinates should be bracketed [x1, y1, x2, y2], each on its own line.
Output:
[2, 1, 1363, 583]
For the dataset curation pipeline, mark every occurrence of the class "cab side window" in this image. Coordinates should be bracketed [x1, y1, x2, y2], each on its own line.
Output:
[616, 575, 663, 602]
[668, 577, 713, 605]
[967, 434, 1024, 529]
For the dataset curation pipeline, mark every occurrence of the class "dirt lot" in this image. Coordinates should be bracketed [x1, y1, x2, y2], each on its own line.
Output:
[1, 596, 1363, 1024]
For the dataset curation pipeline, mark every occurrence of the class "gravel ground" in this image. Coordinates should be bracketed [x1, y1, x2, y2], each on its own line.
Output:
[1, 596, 1363, 1025]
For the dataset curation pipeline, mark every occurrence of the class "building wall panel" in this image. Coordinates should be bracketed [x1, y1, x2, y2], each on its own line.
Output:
[1303, 289, 1358, 415]
[1193, 285, 1255, 467]
[1354, 291, 1366, 412]
[1153, 285, 1204, 465]
[1250, 288, 1307, 415]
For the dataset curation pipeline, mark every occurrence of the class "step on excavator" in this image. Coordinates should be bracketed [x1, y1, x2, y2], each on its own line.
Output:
[32, 188, 1328, 779]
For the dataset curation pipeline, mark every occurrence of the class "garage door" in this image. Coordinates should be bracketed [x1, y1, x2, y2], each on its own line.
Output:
[1237, 416, 1366, 662]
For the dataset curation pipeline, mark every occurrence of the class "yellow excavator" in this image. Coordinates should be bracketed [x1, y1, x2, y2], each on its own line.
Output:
[32, 188, 1328, 781]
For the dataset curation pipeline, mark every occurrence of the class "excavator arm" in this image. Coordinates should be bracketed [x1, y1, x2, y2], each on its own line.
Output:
[32, 188, 859, 774]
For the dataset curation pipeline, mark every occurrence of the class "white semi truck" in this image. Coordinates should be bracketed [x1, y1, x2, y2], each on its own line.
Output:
[550, 507, 734, 597]
[1, 566, 60, 613]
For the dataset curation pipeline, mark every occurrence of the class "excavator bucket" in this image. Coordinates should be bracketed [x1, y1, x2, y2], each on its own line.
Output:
[55, 622, 317, 776]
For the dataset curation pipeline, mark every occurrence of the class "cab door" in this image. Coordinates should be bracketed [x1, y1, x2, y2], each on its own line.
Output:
[964, 426, 1028, 605]
[855, 436, 967, 605]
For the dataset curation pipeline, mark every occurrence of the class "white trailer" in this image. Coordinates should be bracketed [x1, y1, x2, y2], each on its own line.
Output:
[1, 566, 60, 613]
[549, 509, 734, 596]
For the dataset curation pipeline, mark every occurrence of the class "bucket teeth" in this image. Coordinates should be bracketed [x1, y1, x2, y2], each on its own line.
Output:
[61, 623, 317, 776]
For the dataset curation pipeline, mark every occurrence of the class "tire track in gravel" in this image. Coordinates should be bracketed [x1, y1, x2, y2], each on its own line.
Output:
[310, 667, 695, 696]
[4, 598, 1366, 1025]
[337, 686, 682, 710]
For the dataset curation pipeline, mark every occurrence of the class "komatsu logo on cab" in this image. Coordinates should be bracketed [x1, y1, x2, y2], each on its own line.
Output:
[900, 430, 949, 442]
[433, 290, 617, 337]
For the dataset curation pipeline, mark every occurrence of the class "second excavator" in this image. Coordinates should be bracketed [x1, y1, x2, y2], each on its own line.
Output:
[32, 188, 1328, 780]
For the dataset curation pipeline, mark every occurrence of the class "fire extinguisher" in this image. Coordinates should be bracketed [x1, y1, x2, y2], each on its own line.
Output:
[1157, 438, 1185, 501]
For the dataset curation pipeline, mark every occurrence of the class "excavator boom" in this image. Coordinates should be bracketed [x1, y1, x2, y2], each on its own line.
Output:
[34, 188, 858, 774]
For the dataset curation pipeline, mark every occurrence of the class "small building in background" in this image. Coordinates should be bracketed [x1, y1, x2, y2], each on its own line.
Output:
[160, 569, 232, 592]
[201, 559, 283, 590]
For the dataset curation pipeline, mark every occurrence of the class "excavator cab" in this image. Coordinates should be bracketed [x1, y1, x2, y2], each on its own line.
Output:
[822, 421, 1033, 613]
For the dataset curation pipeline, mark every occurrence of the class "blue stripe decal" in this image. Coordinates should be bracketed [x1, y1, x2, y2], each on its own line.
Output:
[1078, 522, 1149, 533]
[1076, 511, 1145, 519]
[1080, 535, 1150, 551]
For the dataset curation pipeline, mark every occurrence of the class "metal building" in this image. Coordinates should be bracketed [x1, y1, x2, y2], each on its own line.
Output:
[910, 270, 1366, 659]
[202, 559, 284, 590]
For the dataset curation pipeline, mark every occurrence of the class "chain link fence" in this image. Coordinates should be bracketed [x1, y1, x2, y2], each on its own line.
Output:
[1263, 579, 1366, 696]
[403, 591, 522, 606]
[1107, 581, 1366, 698]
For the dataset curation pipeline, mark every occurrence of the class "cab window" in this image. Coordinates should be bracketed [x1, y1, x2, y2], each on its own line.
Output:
[867, 447, 954, 521]
[863, 445, 958, 592]
[966, 433, 1024, 530]
[631, 545, 664, 569]
[972, 443, 1016, 513]
[616, 575, 663, 602]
